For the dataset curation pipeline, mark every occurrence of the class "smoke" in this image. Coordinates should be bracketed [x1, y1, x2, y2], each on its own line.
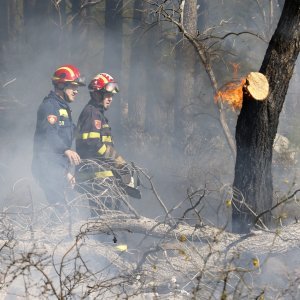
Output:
[0, 1, 299, 297]
[0, 0, 294, 218]
[0, 1, 296, 220]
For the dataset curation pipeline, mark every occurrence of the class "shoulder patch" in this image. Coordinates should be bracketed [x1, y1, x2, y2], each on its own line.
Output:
[47, 115, 58, 125]
[59, 109, 68, 118]
[94, 120, 102, 130]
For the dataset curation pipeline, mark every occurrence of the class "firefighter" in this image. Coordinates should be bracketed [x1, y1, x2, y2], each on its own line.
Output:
[75, 73, 131, 216]
[32, 64, 85, 212]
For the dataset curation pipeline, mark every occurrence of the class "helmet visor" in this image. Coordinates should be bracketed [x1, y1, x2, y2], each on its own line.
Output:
[105, 82, 119, 93]
[74, 76, 86, 86]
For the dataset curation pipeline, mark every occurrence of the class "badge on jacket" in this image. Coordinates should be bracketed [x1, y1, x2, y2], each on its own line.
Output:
[47, 115, 58, 125]
[94, 120, 102, 130]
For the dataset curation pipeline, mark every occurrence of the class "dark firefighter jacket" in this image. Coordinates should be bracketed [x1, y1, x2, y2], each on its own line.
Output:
[32, 91, 75, 181]
[76, 99, 121, 180]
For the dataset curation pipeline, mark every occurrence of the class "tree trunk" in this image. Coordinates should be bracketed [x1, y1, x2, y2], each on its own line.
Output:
[23, 0, 35, 21]
[0, 0, 8, 69]
[146, 21, 176, 144]
[24, 1, 60, 58]
[232, 0, 300, 233]
[119, 0, 134, 125]
[103, 0, 122, 73]
[127, 1, 149, 131]
[8, 0, 23, 41]
[70, 0, 81, 34]
[71, 0, 106, 76]
[103, 0, 123, 134]
[174, 0, 198, 152]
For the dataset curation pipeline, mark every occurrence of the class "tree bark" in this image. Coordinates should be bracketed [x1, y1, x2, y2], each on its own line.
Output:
[233, 0, 300, 233]
[174, 0, 198, 152]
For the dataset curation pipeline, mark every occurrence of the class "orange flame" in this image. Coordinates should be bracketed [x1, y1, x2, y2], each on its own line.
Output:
[215, 78, 246, 111]
[230, 62, 240, 79]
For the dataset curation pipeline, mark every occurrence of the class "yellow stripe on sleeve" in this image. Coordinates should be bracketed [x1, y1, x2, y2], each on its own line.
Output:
[81, 132, 101, 139]
[98, 144, 107, 155]
[102, 136, 112, 142]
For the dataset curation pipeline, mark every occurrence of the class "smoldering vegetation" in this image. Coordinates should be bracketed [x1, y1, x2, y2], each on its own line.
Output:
[0, 0, 300, 299]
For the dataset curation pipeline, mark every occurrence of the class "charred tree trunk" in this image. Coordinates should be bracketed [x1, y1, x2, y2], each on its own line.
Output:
[232, 0, 300, 233]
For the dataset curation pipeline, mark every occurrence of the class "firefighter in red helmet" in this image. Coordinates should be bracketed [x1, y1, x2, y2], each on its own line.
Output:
[32, 64, 85, 214]
[75, 73, 133, 216]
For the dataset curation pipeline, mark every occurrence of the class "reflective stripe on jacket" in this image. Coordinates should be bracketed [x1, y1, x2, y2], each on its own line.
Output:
[76, 99, 118, 179]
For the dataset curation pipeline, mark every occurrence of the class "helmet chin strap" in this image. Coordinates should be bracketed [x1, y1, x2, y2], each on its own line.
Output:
[92, 91, 105, 105]
[63, 90, 72, 103]
[62, 86, 72, 103]
[99, 98, 106, 110]
[54, 84, 69, 102]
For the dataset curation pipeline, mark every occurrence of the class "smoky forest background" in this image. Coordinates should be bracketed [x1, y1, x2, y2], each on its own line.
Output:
[0, 0, 300, 299]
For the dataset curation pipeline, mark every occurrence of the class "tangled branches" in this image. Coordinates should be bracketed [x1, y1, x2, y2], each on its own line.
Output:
[1, 161, 300, 298]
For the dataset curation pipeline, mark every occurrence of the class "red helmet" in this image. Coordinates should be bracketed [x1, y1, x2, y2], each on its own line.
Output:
[52, 64, 85, 86]
[88, 73, 119, 94]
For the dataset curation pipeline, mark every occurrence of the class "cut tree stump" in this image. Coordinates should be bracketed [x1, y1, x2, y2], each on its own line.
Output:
[244, 72, 269, 101]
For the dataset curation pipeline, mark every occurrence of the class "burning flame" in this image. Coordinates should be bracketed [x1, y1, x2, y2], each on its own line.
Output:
[215, 78, 246, 111]
[230, 62, 240, 79]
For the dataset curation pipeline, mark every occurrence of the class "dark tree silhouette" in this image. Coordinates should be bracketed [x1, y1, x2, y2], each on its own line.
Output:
[233, 0, 300, 233]
[103, 0, 123, 133]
